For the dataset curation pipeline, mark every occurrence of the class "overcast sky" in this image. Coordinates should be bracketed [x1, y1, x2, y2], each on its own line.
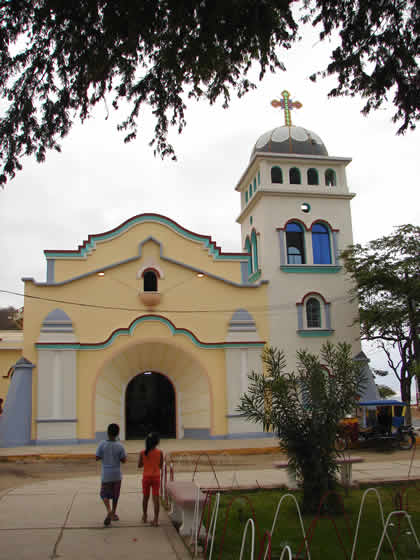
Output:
[1, 22, 418, 398]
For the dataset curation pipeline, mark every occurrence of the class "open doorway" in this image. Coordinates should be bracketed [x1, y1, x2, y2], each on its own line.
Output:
[125, 372, 176, 439]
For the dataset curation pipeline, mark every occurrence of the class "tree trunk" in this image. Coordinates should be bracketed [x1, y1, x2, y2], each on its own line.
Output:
[401, 374, 412, 425]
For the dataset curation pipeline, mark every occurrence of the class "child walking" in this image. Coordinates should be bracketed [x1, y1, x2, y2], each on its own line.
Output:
[96, 423, 127, 526]
[138, 432, 164, 526]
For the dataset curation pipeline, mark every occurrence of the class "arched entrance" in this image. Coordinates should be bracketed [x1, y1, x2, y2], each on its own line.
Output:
[95, 339, 212, 440]
[125, 372, 176, 439]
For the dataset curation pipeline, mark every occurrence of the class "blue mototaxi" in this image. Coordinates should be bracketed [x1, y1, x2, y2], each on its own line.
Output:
[357, 399, 416, 450]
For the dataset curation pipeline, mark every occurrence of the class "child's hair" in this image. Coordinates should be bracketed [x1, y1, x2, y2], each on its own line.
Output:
[145, 432, 160, 456]
[107, 423, 120, 439]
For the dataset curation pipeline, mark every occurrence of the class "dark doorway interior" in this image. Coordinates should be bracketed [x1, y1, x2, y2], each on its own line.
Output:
[125, 372, 176, 439]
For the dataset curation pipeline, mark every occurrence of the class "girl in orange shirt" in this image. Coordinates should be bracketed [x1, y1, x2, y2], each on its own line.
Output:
[138, 432, 164, 526]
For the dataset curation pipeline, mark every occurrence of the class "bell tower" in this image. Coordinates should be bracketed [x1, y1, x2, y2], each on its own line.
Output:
[234, 91, 361, 362]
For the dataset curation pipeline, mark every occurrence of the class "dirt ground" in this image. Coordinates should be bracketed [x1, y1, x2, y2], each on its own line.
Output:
[0, 445, 418, 495]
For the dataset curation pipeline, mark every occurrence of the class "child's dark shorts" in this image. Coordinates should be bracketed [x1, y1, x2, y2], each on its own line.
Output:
[100, 480, 122, 501]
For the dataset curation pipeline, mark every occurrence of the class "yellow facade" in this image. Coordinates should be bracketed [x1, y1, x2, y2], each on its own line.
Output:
[17, 214, 268, 442]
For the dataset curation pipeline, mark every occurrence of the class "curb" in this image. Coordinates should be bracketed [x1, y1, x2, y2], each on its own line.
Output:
[168, 446, 281, 458]
[0, 447, 282, 462]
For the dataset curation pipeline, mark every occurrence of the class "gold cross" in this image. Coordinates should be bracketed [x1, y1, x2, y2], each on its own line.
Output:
[271, 90, 302, 126]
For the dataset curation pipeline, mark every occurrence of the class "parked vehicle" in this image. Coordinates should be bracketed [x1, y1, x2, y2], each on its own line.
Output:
[336, 400, 416, 450]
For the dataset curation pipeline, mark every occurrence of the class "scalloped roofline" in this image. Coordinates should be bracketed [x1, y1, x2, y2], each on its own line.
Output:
[44, 213, 247, 261]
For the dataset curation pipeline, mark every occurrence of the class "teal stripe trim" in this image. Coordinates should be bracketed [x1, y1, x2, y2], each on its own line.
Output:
[35, 315, 266, 351]
[297, 329, 334, 337]
[45, 214, 247, 261]
[281, 265, 341, 274]
[248, 269, 261, 283]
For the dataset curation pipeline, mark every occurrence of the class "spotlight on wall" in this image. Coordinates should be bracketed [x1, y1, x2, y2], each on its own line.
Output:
[97, 272, 105, 277]
[197, 273, 205, 278]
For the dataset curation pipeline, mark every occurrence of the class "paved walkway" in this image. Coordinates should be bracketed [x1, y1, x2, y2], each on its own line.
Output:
[0, 474, 190, 560]
[1, 440, 420, 559]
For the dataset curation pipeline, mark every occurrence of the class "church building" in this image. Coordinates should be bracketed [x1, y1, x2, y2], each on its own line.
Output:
[0, 92, 378, 446]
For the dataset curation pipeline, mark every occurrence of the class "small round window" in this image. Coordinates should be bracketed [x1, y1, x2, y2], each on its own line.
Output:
[301, 202, 311, 213]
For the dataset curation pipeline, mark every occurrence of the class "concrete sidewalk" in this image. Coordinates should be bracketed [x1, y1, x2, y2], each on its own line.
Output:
[1, 440, 420, 560]
[1, 459, 420, 560]
[0, 474, 190, 560]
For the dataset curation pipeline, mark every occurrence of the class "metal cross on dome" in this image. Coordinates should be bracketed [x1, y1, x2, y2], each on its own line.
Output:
[271, 90, 302, 126]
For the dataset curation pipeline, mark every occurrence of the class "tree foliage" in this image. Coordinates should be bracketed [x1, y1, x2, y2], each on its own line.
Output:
[377, 384, 397, 399]
[342, 224, 420, 410]
[0, 0, 419, 185]
[238, 342, 365, 513]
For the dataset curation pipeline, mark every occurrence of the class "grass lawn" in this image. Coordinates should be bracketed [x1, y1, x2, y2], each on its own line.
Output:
[202, 484, 420, 559]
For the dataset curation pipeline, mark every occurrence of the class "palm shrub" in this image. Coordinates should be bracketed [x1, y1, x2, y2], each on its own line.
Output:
[238, 342, 365, 513]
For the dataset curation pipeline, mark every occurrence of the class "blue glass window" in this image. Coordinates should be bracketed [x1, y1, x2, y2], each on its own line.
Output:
[312, 223, 331, 264]
[271, 166, 283, 184]
[307, 168, 319, 185]
[245, 190, 248, 203]
[249, 184, 252, 198]
[306, 298, 321, 327]
[286, 222, 305, 264]
[289, 167, 301, 184]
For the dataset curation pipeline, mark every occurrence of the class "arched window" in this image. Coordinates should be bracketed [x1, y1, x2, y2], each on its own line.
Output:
[312, 223, 331, 264]
[144, 270, 158, 292]
[306, 298, 321, 328]
[286, 222, 305, 264]
[289, 167, 301, 185]
[245, 237, 253, 276]
[307, 168, 319, 185]
[251, 230, 259, 271]
[245, 190, 248, 203]
[253, 178, 257, 192]
[325, 169, 336, 186]
[249, 184, 252, 199]
[271, 166, 283, 184]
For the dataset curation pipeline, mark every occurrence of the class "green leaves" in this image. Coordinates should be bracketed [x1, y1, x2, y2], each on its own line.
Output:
[238, 342, 364, 512]
[0, 1, 419, 185]
[342, 224, 420, 407]
[0, 0, 296, 185]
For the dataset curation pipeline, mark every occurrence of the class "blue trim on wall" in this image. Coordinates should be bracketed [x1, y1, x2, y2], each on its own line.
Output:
[248, 269, 261, 283]
[46, 259, 55, 283]
[183, 428, 211, 439]
[34, 438, 81, 446]
[36, 418, 77, 423]
[221, 432, 276, 440]
[36, 314, 266, 351]
[297, 329, 334, 337]
[0, 359, 35, 448]
[182, 429, 275, 440]
[281, 265, 341, 273]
